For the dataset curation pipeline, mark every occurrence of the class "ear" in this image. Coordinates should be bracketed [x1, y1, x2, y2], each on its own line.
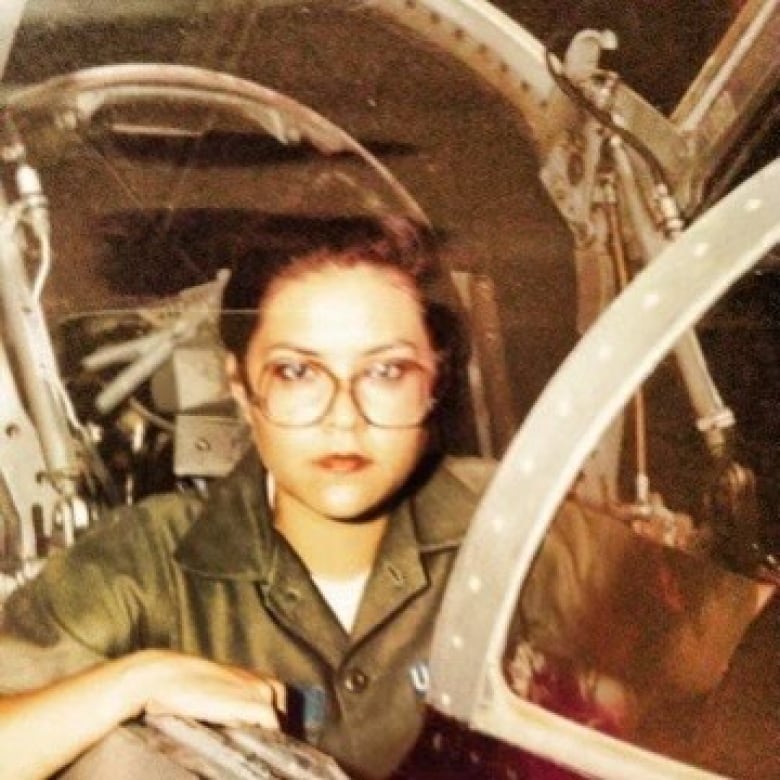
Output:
[225, 353, 252, 422]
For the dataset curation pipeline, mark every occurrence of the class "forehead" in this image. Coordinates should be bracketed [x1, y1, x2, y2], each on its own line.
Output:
[249, 264, 430, 357]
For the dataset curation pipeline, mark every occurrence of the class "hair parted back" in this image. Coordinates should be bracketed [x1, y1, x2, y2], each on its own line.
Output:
[221, 215, 462, 360]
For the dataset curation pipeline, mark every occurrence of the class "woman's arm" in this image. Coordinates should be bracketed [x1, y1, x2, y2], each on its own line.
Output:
[0, 649, 284, 780]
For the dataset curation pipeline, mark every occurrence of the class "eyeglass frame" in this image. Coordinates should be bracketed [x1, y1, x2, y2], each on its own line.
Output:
[239, 353, 442, 429]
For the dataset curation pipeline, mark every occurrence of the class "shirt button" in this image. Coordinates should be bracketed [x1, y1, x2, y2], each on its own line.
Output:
[344, 668, 369, 693]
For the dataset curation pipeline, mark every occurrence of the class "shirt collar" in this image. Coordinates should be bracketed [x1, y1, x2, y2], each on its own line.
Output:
[174, 451, 482, 580]
[174, 449, 275, 578]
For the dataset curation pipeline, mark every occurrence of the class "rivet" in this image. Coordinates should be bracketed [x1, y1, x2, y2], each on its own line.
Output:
[451, 634, 464, 649]
[468, 575, 483, 593]
[597, 343, 613, 362]
[556, 398, 573, 418]
[745, 198, 762, 212]
[643, 291, 661, 310]
[440, 693, 451, 709]
[519, 457, 535, 475]
[693, 242, 710, 257]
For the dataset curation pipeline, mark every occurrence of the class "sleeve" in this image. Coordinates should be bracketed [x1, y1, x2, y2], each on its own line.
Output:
[2, 496, 195, 665]
[0, 583, 104, 694]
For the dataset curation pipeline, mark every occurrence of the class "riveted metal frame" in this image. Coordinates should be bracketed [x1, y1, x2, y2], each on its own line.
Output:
[428, 160, 780, 779]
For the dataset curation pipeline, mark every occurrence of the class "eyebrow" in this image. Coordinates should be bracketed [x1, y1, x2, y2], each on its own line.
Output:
[264, 340, 424, 358]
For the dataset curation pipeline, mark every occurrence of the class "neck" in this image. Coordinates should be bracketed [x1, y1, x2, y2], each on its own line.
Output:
[274, 495, 388, 579]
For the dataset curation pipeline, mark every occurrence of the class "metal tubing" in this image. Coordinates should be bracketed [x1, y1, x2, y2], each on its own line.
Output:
[0, 214, 76, 489]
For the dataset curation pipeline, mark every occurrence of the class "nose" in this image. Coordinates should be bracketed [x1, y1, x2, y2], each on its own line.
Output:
[322, 380, 362, 430]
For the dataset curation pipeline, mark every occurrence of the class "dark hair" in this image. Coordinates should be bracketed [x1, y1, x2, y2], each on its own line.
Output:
[220, 214, 474, 448]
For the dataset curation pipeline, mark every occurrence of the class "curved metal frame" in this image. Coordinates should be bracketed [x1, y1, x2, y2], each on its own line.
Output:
[4, 61, 429, 223]
[428, 159, 780, 779]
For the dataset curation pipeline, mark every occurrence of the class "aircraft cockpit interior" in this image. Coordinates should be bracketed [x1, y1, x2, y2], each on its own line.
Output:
[0, 2, 777, 778]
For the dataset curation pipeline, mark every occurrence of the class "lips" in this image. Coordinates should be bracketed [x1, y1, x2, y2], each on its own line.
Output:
[314, 453, 371, 473]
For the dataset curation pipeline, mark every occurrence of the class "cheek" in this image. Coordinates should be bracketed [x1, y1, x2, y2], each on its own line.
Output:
[374, 428, 430, 473]
[247, 416, 295, 472]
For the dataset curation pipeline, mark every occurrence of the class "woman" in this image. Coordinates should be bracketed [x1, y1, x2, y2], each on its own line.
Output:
[0, 216, 492, 779]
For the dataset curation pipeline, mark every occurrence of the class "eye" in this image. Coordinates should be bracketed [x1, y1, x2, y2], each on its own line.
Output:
[268, 359, 319, 382]
[364, 358, 416, 382]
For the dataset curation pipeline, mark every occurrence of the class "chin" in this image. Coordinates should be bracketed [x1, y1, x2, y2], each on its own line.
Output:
[315, 485, 391, 523]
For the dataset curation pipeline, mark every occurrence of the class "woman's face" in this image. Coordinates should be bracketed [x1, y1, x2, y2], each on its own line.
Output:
[231, 263, 437, 524]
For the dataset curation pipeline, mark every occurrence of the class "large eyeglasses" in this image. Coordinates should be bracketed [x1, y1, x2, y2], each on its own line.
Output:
[246, 355, 438, 428]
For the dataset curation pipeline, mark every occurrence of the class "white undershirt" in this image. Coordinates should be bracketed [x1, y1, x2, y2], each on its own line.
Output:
[311, 570, 371, 633]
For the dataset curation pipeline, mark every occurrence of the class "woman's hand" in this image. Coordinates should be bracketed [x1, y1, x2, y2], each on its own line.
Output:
[0, 650, 285, 780]
[126, 649, 285, 729]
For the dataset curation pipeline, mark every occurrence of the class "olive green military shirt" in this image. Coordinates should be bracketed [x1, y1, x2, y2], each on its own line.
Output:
[0, 452, 494, 779]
